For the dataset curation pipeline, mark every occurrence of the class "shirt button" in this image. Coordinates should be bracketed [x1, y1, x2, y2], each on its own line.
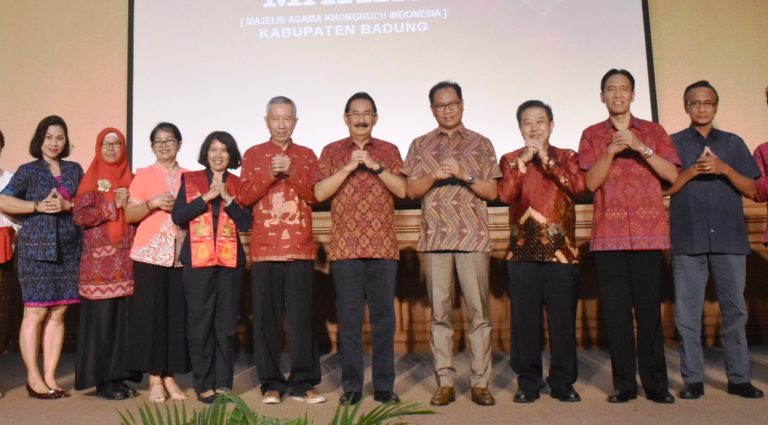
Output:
[710, 229, 715, 233]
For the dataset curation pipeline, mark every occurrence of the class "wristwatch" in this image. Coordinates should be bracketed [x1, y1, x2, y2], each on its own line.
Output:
[373, 164, 386, 175]
[643, 146, 654, 158]
[466, 174, 476, 185]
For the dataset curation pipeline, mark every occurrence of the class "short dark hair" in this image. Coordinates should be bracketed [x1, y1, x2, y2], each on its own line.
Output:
[0, 129, 4, 150]
[600, 69, 635, 93]
[516, 100, 554, 125]
[344, 92, 377, 114]
[267, 96, 297, 116]
[429, 81, 463, 105]
[150, 122, 182, 143]
[197, 131, 242, 169]
[29, 115, 71, 159]
[683, 80, 719, 106]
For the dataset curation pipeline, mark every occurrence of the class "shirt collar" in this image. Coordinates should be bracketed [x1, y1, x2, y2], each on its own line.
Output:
[687, 125, 721, 141]
[205, 167, 228, 182]
[436, 124, 469, 138]
[152, 160, 179, 174]
[344, 137, 376, 149]
[268, 139, 293, 152]
[600, 115, 642, 132]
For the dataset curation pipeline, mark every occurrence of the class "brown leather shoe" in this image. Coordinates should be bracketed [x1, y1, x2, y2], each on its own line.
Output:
[430, 386, 455, 406]
[471, 387, 495, 406]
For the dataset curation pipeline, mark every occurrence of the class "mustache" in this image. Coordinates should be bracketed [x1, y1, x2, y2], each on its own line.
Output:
[354, 123, 369, 128]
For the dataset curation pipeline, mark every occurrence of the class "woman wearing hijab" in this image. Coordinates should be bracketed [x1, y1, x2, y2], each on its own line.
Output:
[171, 131, 251, 403]
[0, 115, 83, 399]
[73, 128, 139, 400]
[124, 122, 189, 402]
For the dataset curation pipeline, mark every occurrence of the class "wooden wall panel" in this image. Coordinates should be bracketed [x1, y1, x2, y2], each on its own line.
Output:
[304, 201, 768, 353]
[1, 202, 767, 353]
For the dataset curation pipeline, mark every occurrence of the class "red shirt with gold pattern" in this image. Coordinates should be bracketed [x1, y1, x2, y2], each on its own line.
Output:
[499, 145, 585, 264]
[316, 137, 403, 261]
[238, 140, 317, 261]
[578, 116, 680, 251]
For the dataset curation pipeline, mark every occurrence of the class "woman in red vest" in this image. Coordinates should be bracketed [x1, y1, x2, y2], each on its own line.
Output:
[171, 131, 251, 404]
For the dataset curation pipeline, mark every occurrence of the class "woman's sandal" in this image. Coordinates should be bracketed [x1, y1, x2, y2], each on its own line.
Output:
[165, 381, 187, 400]
[149, 384, 167, 403]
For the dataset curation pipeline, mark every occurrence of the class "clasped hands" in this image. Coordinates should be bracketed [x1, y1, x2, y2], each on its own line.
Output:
[202, 179, 234, 204]
[343, 149, 380, 172]
[431, 158, 470, 181]
[35, 188, 71, 214]
[147, 192, 176, 212]
[607, 129, 646, 156]
[271, 154, 293, 178]
[114, 188, 129, 209]
[519, 137, 549, 164]
[693, 146, 726, 175]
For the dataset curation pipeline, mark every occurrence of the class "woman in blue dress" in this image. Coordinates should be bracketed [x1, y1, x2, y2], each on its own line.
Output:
[0, 115, 83, 399]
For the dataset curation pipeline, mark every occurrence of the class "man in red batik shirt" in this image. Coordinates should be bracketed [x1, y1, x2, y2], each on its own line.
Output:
[578, 69, 679, 404]
[314, 92, 405, 406]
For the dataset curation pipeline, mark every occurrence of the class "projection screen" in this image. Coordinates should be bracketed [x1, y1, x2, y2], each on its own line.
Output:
[130, 0, 655, 172]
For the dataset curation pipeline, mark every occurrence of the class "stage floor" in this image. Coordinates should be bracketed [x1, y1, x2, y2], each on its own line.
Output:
[1, 347, 767, 424]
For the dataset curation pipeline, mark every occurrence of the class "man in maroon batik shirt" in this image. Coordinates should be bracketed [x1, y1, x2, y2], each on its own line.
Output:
[314, 92, 405, 406]
[578, 69, 679, 404]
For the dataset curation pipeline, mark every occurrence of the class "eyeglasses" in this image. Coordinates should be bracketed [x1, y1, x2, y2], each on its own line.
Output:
[686, 101, 717, 110]
[345, 112, 377, 120]
[152, 138, 178, 147]
[432, 101, 461, 113]
[101, 141, 121, 150]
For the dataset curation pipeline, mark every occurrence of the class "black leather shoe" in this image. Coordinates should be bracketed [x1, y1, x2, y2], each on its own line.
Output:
[646, 390, 675, 403]
[679, 382, 704, 399]
[607, 389, 637, 403]
[96, 381, 128, 400]
[197, 392, 217, 404]
[513, 389, 540, 403]
[727, 382, 764, 399]
[117, 381, 139, 398]
[339, 391, 362, 405]
[373, 391, 400, 404]
[550, 385, 581, 402]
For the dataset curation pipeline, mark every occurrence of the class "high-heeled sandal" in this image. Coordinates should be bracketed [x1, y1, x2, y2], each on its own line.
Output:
[165, 381, 187, 400]
[148, 384, 167, 403]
